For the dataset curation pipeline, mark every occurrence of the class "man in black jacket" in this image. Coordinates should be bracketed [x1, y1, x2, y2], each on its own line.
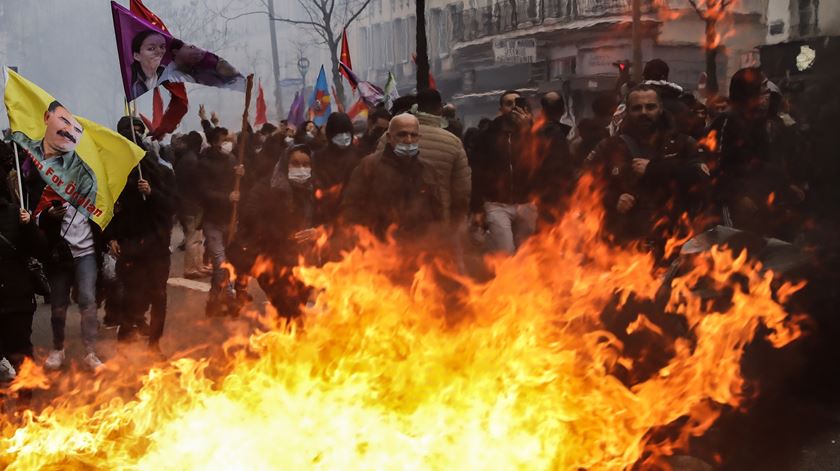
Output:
[707, 67, 799, 239]
[107, 117, 176, 352]
[470, 90, 539, 254]
[586, 84, 710, 252]
[535, 90, 574, 216]
[173, 131, 206, 278]
[313, 112, 363, 227]
[198, 126, 244, 317]
[0, 152, 47, 386]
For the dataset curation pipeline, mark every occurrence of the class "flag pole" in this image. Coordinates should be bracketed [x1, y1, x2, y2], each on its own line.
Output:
[228, 74, 255, 244]
[126, 98, 146, 200]
[12, 144, 26, 211]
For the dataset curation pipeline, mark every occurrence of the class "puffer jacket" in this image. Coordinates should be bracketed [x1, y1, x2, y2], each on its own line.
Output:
[341, 145, 440, 239]
[377, 113, 471, 223]
[415, 113, 471, 223]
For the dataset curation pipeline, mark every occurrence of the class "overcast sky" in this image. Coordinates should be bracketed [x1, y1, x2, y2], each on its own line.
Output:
[0, 0, 333, 134]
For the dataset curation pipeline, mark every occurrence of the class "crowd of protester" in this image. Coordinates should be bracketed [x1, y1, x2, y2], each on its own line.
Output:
[0, 59, 835, 389]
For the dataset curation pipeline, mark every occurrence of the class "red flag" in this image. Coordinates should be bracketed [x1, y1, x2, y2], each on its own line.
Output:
[139, 113, 155, 132]
[347, 97, 368, 121]
[339, 29, 356, 90]
[130, 0, 168, 32]
[411, 53, 437, 90]
[150, 83, 188, 140]
[152, 87, 164, 129]
[255, 79, 268, 127]
[131, 0, 189, 140]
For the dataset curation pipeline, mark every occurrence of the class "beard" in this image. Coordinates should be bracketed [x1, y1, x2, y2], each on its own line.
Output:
[626, 114, 659, 137]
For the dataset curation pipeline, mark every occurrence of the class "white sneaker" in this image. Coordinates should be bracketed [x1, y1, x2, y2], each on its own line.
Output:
[0, 357, 16, 381]
[44, 350, 65, 370]
[83, 352, 104, 371]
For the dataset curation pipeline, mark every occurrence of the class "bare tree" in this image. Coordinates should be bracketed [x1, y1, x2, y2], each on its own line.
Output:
[146, 0, 233, 53]
[221, 0, 373, 106]
[688, 0, 733, 95]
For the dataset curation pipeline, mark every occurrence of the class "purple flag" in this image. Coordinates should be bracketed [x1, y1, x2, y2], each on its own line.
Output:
[111, 1, 246, 101]
[287, 91, 305, 128]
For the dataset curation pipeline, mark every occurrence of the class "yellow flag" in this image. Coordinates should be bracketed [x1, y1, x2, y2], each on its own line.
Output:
[3, 68, 144, 229]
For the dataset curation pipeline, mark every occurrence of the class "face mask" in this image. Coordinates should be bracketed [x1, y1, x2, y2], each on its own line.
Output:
[288, 167, 311, 183]
[331, 132, 352, 148]
[221, 141, 234, 153]
[284, 136, 294, 145]
[393, 143, 419, 158]
[306, 131, 316, 140]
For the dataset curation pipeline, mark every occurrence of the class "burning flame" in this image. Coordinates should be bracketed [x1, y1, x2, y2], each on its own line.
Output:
[0, 175, 803, 469]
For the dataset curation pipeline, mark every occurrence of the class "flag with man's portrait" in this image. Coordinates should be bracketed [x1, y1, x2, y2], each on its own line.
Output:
[2, 68, 144, 228]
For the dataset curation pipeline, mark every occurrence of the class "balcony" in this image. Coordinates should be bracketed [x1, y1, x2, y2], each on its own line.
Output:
[452, 0, 642, 44]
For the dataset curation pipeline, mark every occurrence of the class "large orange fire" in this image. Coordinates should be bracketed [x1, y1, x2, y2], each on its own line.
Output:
[0, 175, 803, 469]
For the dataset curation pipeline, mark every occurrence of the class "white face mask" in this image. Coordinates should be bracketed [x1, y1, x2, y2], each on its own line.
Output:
[305, 131, 316, 140]
[393, 142, 419, 158]
[331, 132, 353, 148]
[288, 167, 312, 183]
[284, 136, 295, 145]
[221, 141, 234, 154]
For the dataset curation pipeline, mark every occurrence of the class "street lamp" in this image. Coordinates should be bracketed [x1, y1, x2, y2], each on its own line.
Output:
[297, 57, 310, 94]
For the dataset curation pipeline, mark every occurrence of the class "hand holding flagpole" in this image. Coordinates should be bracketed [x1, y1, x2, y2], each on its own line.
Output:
[126, 99, 147, 201]
[228, 74, 255, 244]
[12, 144, 26, 211]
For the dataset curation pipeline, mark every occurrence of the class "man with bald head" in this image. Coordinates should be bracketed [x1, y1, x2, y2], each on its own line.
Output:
[341, 113, 440, 239]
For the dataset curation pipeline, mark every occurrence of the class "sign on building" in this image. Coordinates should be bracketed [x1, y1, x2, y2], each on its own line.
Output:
[493, 38, 537, 65]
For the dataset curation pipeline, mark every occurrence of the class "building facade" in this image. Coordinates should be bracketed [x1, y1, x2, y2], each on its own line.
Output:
[348, 0, 770, 124]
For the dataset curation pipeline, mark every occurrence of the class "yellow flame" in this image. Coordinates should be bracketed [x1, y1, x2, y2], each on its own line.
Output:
[0, 175, 803, 469]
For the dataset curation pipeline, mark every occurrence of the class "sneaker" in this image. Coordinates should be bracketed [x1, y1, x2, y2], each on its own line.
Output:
[83, 352, 104, 371]
[0, 357, 16, 381]
[44, 349, 65, 370]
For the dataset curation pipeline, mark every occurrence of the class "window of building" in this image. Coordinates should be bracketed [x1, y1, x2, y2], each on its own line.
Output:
[550, 56, 577, 78]
[798, 0, 819, 37]
[373, 24, 383, 67]
[384, 22, 394, 66]
[408, 16, 417, 60]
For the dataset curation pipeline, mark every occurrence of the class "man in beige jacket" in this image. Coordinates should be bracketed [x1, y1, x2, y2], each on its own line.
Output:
[413, 88, 472, 225]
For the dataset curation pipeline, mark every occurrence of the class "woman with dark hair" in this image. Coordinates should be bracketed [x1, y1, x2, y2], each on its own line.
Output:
[237, 144, 317, 318]
[130, 30, 167, 98]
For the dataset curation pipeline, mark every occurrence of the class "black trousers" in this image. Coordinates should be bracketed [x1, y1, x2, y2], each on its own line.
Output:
[116, 255, 170, 344]
[0, 311, 34, 371]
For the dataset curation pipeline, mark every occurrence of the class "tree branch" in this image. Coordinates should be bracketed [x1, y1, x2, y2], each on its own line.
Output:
[686, 0, 708, 21]
[344, 0, 374, 30]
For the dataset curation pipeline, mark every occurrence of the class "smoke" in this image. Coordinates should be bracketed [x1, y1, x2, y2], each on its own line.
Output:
[0, 0, 331, 134]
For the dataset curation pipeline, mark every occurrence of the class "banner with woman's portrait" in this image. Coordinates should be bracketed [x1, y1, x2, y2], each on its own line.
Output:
[111, 1, 246, 102]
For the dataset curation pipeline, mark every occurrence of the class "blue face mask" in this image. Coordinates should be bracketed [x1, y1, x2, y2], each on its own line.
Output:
[393, 143, 419, 158]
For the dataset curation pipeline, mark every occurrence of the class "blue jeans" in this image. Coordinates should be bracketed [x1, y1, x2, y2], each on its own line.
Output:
[203, 223, 234, 308]
[49, 254, 99, 353]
